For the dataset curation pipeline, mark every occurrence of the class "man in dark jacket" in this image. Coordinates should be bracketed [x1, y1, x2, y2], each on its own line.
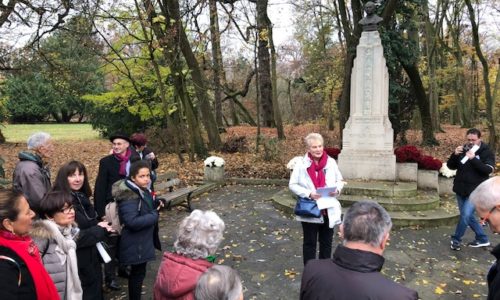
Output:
[470, 177, 500, 300]
[447, 128, 495, 250]
[94, 133, 139, 290]
[300, 201, 418, 300]
[12, 132, 54, 215]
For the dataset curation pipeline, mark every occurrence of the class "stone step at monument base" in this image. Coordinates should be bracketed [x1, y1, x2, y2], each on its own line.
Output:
[338, 190, 440, 212]
[270, 188, 459, 228]
[342, 180, 417, 198]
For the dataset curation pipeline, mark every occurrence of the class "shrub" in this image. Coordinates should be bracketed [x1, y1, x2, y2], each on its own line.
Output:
[325, 147, 341, 160]
[417, 155, 442, 171]
[221, 135, 248, 153]
[394, 145, 421, 163]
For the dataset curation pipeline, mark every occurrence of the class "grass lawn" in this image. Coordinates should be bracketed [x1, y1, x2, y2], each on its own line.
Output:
[2, 123, 102, 142]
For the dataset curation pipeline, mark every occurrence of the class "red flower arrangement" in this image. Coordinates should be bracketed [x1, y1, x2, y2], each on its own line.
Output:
[394, 145, 421, 163]
[325, 147, 341, 160]
[417, 155, 442, 171]
[394, 145, 442, 171]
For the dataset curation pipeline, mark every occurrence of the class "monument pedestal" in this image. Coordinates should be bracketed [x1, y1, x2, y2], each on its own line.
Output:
[338, 30, 396, 180]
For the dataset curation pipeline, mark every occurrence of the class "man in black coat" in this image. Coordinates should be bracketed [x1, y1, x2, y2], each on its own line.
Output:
[300, 201, 418, 300]
[470, 177, 500, 300]
[94, 133, 140, 290]
[447, 128, 495, 251]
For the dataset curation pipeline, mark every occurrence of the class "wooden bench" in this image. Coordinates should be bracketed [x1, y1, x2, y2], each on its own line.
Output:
[156, 171, 196, 212]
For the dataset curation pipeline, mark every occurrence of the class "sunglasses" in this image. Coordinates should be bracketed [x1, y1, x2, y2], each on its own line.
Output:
[480, 206, 498, 226]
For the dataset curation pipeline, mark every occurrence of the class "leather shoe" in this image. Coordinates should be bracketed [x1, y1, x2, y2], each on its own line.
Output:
[106, 280, 120, 291]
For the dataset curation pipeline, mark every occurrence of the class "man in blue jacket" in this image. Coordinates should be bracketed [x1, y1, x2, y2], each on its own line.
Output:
[448, 128, 495, 250]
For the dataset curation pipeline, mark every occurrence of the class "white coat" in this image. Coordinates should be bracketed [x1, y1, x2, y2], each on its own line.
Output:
[289, 154, 344, 227]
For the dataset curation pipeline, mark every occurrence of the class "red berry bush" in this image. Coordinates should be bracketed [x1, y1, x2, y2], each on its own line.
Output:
[394, 145, 442, 171]
[325, 147, 341, 160]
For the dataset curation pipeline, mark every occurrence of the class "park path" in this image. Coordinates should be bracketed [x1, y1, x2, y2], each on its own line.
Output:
[108, 184, 499, 299]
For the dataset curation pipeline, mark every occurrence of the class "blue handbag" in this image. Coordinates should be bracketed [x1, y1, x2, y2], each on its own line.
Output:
[294, 197, 321, 218]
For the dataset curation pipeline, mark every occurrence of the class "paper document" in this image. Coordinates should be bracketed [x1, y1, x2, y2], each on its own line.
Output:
[316, 187, 337, 198]
[316, 197, 338, 210]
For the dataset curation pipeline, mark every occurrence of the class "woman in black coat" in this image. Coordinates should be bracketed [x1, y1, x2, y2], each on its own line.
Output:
[53, 161, 114, 300]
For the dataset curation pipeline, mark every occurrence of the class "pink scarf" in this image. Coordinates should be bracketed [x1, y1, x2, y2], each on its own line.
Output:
[114, 148, 132, 176]
[307, 151, 327, 189]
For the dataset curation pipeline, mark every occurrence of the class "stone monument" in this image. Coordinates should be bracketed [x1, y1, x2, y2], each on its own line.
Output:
[337, 2, 396, 181]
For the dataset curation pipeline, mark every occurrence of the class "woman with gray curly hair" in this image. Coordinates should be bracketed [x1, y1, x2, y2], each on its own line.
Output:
[154, 210, 225, 300]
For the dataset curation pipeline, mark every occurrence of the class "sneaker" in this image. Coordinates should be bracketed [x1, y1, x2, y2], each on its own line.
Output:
[467, 240, 490, 248]
[450, 240, 461, 251]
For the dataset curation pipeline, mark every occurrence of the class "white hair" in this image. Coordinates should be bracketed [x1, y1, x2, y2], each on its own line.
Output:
[195, 265, 243, 300]
[470, 177, 500, 211]
[174, 210, 225, 259]
[304, 133, 324, 148]
[27, 132, 51, 150]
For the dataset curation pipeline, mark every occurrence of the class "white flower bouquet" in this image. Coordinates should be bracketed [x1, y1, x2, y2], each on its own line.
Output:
[287, 156, 303, 170]
[439, 163, 456, 178]
[204, 156, 225, 168]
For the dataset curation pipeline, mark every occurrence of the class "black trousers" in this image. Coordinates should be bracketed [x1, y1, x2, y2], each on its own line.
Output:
[128, 262, 147, 300]
[301, 215, 334, 265]
[104, 235, 119, 282]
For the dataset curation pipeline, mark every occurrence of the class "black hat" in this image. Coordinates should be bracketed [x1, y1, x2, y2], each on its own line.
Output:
[109, 133, 130, 143]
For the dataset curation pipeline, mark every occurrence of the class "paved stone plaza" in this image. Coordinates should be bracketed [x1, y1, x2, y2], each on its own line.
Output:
[108, 184, 499, 299]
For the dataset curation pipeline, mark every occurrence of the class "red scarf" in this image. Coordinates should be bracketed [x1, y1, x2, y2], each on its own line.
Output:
[0, 231, 59, 299]
[114, 148, 132, 176]
[307, 151, 328, 189]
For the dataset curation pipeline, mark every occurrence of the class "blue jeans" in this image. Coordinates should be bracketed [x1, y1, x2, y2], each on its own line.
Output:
[452, 195, 488, 243]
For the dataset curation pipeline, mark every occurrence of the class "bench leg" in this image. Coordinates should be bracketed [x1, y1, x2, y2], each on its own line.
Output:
[186, 192, 193, 212]
[178, 192, 194, 212]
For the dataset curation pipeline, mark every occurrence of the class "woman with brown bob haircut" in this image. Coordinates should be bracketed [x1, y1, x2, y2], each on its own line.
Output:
[52, 161, 114, 300]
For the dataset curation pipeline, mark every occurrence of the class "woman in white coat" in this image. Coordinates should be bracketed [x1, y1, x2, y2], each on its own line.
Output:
[289, 133, 344, 265]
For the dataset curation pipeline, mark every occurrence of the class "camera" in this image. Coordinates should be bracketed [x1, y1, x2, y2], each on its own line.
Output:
[463, 143, 474, 152]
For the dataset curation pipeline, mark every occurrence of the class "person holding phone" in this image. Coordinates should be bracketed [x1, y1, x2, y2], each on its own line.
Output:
[448, 128, 495, 251]
[289, 133, 344, 266]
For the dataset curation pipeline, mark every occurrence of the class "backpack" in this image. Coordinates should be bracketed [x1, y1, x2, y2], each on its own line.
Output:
[105, 200, 123, 235]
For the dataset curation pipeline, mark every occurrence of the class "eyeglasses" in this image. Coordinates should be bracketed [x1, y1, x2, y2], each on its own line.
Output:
[59, 206, 75, 214]
[480, 206, 498, 226]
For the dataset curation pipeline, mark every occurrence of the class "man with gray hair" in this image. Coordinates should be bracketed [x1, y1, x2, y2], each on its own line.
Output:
[195, 265, 243, 300]
[470, 176, 500, 300]
[300, 200, 418, 300]
[12, 132, 54, 214]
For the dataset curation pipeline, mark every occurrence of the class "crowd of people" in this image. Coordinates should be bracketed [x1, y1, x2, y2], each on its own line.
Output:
[0, 128, 498, 299]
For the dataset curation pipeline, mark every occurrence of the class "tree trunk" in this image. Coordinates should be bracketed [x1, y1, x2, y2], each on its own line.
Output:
[268, 21, 285, 139]
[164, 0, 222, 150]
[143, 0, 207, 159]
[135, 0, 183, 162]
[402, 62, 439, 145]
[256, 0, 274, 127]
[209, 0, 224, 128]
[464, 0, 497, 150]
[422, 0, 442, 132]
[337, 0, 363, 142]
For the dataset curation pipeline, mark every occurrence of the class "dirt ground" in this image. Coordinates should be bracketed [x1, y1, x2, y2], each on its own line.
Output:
[1, 124, 498, 187]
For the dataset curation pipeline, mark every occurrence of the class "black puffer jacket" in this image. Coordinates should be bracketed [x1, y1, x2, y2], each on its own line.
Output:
[447, 142, 495, 197]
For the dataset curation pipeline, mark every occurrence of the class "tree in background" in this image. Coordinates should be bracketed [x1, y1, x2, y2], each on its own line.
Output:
[1, 15, 104, 123]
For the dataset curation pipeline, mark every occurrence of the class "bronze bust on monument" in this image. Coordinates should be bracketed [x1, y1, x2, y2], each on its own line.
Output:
[359, 1, 383, 32]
